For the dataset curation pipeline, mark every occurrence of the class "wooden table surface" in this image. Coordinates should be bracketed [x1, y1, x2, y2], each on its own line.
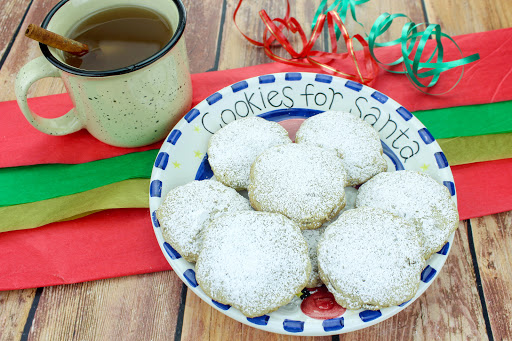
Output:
[1, 0, 511, 340]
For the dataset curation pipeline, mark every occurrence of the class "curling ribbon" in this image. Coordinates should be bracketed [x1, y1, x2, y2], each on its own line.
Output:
[311, 0, 370, 39]
[234, 0, 480, 93]
[368, 12, 480, 94]
[233, 0, 378, 85]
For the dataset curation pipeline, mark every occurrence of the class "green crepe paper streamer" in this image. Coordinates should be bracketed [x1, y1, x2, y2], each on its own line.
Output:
[438, 133, 512, 166]
[0, 150, 157, 207]
[414, 101, 512, 139]
[0, 179, 149, 233]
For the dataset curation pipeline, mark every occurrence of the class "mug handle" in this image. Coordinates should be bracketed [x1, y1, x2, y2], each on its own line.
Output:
[15, 56, 83, 135]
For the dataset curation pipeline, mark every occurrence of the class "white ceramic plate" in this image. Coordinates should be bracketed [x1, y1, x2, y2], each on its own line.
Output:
[149, 72, 457, 336]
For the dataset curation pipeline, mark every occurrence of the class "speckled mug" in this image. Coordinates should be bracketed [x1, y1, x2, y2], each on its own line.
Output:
[15, 0, 192, 147]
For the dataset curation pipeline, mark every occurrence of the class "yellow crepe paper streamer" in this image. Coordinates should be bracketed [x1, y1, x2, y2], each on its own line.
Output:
[438, 133, 512, 166]
[0, 179, 149, 233]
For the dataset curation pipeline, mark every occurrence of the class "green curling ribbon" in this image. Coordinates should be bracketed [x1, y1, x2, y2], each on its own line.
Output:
[368, 12, 481, 93]
[310, 1, 480, 93]
[311, 0, 369, 39]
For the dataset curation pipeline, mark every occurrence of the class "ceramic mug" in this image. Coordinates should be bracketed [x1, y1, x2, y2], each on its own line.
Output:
[15, 0, 192, 147]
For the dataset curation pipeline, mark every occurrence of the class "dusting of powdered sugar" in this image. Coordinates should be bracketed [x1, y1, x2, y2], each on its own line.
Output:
[248, 143, 347, 229]
[196, 211, 311, 317]
[296, 111, 387, 186]
[318, 207, 425, 310]
[156, 180, 252, 262]
[356, 170, 459, 258]
[302, 226, 326, 287]
[207, 117, 292, 190]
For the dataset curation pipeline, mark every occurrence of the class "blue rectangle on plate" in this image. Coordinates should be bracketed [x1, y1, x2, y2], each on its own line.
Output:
[345, 80, 363, 91]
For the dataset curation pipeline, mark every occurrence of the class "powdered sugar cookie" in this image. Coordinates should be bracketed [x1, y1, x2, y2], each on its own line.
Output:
[207, 117, 292, 190]
[196, 211, 311, 317]
[156, 180, 251, 263]
[318, 207, 425, 310]
[356, 170, 459, 258]
[248, 143, 347, 230]
[295, 111, 387, 186]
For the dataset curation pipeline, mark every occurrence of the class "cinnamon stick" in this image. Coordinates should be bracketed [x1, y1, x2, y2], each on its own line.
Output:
[25, 24, 89, 56]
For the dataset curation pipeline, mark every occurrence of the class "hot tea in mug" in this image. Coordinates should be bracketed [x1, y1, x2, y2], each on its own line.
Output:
[64, 6, 173, 71]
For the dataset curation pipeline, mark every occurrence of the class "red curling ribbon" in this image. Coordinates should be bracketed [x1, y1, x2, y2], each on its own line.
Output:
[233, 0, 378, 85]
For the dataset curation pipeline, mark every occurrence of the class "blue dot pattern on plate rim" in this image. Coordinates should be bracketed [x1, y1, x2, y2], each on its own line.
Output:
[231, 80, 249, 92]
[443, 181, 456, 196]
[247, 315, 270, 326]
[315, 74, 332, 83]
[151, 211, 160, 228]
[285, 72, 302, 81]
[371, 91, 388, 103]
[345, 80, 363, 91]
[163, 242, 181, 260]
[206, 92, 222, 105]
[151, 73, 456, 335]
[435, 152, 449, 169]
[154, 152, 169, 170]
[418, 128, 435, 144]
[396, 107, 413, 121]
[184, 108, 200, 123]
[283, 319, 305, 333]
[322, 317, 344, 332]
[149, 180, 162, 197]
[212, 300, 231, 310]
[167, 129, 182, 145]
[359, 310, 382, 322]
[421, 265, 437, 283]
[259, 75, 275, 84]
[437, 242, 450, 255]
[398, 299, 411, 307]
[183, 269, 198, 287]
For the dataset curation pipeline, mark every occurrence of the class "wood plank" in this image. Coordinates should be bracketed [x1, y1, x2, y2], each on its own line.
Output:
[0, 0, 64, 101]
[218, 0, 326, 70]
[181, 288, 331, 340]
[0, 0, 32, 62]
[0, 288, 37, 341]
[182, 0, 224, 73]
[26, 271, 183, 340]
[0, 4, 43, 340]
[471, 212, 512, 340]
[424, 0, 512, 35]
[181, 289, 213, 340]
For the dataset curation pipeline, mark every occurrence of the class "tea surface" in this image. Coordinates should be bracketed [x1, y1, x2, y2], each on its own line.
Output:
[64, 6, 172, 71]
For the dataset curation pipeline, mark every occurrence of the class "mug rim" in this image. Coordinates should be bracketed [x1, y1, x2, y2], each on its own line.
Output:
[39, 0, 187, 77]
